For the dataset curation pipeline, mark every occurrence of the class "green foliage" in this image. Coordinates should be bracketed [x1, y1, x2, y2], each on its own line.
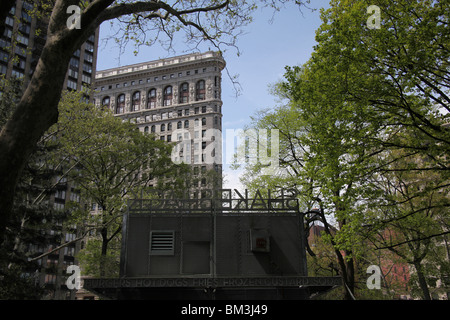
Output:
[0, 76, 22, 128]
[77, 238, 120, 278]
[235, 0, 449, 299]
[47, 90, 179, 274]
[0, 264, 44, 299]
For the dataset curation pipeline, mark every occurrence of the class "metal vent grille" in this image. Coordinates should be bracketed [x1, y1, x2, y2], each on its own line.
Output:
[150, 231, 174, 255]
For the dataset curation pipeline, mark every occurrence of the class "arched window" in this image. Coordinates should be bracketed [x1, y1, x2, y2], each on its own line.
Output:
[161, 124, 165, 132]
[202, 117, 206, 126]
[163, 86, 172, 106]
[184, 120, 189, 128]
[151, 125, 156, 133]
[132, 91, 140, 111]
[167, 122, 172, 131]
[116, 94, 125, 114]
[177, 121, 182, 129]
[148, 88, 156, 109]
[196, 80, 205, 101]
[101, 96, 110, 110]
[144, 126, 149, 133]
[179, 82, 189, 103]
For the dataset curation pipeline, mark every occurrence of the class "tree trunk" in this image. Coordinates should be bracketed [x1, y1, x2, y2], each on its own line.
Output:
[414, 261, 432, 300]
[0, 6, 92, 240]
[0, 51, 68, 241]
[345, 253, 356, 299]
[100, 226, 109, 277]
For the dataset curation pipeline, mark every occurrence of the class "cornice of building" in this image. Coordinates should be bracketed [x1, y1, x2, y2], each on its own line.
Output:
[95, 51, 225, 82]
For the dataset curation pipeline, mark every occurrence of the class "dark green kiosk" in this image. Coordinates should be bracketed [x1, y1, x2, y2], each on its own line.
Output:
[83, 189, 340, 299]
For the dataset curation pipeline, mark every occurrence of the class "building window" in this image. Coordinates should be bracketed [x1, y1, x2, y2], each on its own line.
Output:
[69, 57, 79, 68]
[83, 63, 93, 74]
[67, 79, 77, 90]
[202, 117, 206, 126]
[161, 124, 165, 132]
[132, 91, 140, 111]
[196, 80, 205, 101]
[177, 121, 182, 129]
[68, 68, 78, 79]
[81, 73, 91, 84]
[5, 16, 14, 27]
[163, 86, 173, 106]
[148, 88, 156, 109]
[116, 94, 125, 114]
[102, 96, 110, 110]
[85, 42, 94, 53]
[179, 82, 189, 103]
[167, 122, 172, 131]
[151, 125, 156, 133]
[184, 120, 189, 128]
[144, 126, 149, 133]
[84, 52, 93, 63]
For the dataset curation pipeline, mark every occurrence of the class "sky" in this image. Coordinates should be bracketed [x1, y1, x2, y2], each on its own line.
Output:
[95, 0, 331, 190]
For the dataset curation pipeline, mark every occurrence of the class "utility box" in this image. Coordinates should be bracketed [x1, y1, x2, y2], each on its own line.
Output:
[250, 229, 270, 253]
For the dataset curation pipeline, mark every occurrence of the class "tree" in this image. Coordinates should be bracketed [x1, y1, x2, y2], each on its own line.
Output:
[234, 71, 384, 299]
[47, 90, 188, 276]
[0, 0, 310, 241]
[367, 147, 449, 300]
[314, 0, 449, 173]
[304, 0, 449, 299]
[235, 0, 449, 300]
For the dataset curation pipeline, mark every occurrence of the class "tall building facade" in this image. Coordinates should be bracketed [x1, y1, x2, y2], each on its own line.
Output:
[0, 1, 98, 299]
[1, 1, 99, 94]
[93, 51, 225, 194]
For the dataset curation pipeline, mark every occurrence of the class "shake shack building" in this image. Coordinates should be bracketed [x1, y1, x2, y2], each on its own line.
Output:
[83, 189, 340, 299]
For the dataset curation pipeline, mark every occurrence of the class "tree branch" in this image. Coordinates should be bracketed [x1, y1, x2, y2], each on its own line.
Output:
[375, 230, 450, 251]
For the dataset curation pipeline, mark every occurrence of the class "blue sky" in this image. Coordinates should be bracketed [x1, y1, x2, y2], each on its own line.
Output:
[95, 0, 330, 190]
